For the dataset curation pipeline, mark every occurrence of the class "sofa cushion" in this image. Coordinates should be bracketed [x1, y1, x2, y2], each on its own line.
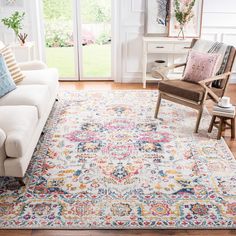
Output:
[0, 85, 50, 118]
[0, 54, 16, 98]
[0, 106, 38, 158]
[19, 68, 59, 95]
[0, 46, 25, 83]
[159, 80, 205, 102]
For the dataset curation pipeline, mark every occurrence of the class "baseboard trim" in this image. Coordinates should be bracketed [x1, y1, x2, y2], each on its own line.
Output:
[122, 75, 236, 84]
[230, 77, 236, 84]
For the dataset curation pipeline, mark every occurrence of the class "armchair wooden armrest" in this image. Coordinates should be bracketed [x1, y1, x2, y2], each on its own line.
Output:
[198, 72, 232, 102]
[198, 72, 232, 85]
[154, 63, 186, 80]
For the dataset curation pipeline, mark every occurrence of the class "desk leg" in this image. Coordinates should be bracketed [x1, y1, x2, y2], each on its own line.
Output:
[143, 79, 146, 89]
[142, 41, 147, 89]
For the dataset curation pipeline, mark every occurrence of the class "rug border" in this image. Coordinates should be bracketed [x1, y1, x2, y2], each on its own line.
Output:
[1, 90, 235, 230]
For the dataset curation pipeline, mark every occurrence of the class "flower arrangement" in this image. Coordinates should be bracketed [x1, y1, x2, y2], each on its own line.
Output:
[174, 0, 196, 39]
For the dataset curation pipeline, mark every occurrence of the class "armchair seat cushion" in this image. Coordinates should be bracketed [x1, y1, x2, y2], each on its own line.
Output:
[159, 80, 205, 102]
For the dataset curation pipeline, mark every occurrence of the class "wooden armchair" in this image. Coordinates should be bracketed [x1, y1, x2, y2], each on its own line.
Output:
[154, 39, 236, 133]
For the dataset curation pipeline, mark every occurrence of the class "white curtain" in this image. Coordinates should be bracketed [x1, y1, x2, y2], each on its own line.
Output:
[28, 0, 46, 61]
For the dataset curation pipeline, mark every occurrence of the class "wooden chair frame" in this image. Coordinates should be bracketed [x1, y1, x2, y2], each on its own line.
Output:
[154, 63, 232, 133]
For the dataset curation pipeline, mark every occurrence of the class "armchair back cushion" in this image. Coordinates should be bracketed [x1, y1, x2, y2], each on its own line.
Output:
[219, 46, 236, 89]
[192, 39, 235, 88]
[183, 50, 220, 83]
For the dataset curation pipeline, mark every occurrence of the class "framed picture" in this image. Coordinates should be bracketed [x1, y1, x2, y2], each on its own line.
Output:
[145, 0, 170, 36]
[168, 0, 204, 38]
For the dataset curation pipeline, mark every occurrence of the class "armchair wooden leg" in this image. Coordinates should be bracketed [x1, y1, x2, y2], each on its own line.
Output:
[195, 108, 204, 133]
[154, 94, 162, 119]
[17, 177, 25, 186]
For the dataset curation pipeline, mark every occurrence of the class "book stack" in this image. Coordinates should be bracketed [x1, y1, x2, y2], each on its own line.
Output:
[213, 104, 235, 118]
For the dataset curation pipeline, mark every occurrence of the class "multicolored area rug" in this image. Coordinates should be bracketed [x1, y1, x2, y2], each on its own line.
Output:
[0, 90, 236, 229]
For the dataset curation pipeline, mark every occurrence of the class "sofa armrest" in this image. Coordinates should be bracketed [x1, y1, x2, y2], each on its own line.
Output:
[22, 68, 59, 82]
[0, 128, 6, 147]
[0, 128, 6, 176]
[18, 61, 48, 71]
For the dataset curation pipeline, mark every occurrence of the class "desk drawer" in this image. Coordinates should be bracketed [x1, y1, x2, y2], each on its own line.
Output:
[174, 43, 192, 53]
[148, 43, 174, 53]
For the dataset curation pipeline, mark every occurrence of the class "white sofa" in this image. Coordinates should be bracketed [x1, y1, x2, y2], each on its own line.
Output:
[0, 46, 59, 184]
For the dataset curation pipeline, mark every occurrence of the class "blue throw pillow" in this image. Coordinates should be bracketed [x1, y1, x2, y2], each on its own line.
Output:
[0, 54, 16, 98]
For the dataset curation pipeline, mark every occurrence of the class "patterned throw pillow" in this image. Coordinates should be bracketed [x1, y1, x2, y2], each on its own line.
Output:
[0, 54, 16, 98]
[0, 46, 25, 83]
[183, 50, 220, 83]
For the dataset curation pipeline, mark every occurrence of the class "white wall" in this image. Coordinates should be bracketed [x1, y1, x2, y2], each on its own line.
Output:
[0, 0, 236, 83]
[0, 0, 43, 60]
[119, 0, 144, 82]
[119, 0, 236, 83]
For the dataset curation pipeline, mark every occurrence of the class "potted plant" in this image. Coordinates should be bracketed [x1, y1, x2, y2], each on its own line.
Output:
[174, 0, 196, 39]
[1, 11, 28, 45]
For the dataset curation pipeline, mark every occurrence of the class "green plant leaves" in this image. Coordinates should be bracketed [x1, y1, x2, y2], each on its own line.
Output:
[1, 11, 25, 36]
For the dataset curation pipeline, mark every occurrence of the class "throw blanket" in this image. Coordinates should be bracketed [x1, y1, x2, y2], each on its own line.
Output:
[193, 39, 233, 88]
[156, 0, 169, 26]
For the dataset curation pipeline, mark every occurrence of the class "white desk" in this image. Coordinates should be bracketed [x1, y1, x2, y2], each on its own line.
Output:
[142, 37, 192, 88]
[9, 42, 35, 62]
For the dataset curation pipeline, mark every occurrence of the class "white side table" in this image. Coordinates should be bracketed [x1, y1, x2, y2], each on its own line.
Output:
[9, 42, 35, 62]
[142, 37, 192, 88]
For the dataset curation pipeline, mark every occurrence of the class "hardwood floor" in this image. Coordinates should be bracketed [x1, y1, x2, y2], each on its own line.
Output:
[1, 82, 236, 236]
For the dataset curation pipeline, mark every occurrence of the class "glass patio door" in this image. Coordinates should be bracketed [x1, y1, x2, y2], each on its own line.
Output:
[42, 0, 112, 81]
[79, 0, 112, 80]
[42, 0, 79, 80]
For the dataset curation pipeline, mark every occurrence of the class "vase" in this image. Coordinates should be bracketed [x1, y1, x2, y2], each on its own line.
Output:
[14, 33, 20, 45]
[177, 24, 185, 40]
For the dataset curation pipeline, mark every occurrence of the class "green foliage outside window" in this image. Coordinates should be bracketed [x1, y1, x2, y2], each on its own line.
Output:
[43, 0, 111, 23]
[43, 0, 111, 47]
